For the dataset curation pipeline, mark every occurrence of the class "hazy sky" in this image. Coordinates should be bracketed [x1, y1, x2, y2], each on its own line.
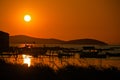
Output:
[0, 0, 120, 44]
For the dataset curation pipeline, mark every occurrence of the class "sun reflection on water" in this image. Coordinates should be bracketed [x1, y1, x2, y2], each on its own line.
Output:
[22, 54, 32, 67]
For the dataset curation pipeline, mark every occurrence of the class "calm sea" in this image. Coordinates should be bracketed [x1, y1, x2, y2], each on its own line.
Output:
[10, 43, 120, 49]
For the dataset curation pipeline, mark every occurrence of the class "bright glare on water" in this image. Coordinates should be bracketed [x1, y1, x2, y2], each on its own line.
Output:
[22, 54, 32, 67]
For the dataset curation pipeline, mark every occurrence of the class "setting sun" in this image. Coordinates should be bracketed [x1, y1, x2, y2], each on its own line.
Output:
[24, 15, 31, 22]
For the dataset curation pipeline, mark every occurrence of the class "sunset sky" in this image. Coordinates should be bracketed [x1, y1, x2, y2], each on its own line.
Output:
[0, 0, 120, 44]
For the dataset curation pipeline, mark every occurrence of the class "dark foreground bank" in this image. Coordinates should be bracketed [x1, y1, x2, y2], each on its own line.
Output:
[0, 59, 120, 80]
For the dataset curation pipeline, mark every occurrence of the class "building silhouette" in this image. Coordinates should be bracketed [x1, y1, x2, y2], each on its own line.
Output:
[0, 31, 9, 53]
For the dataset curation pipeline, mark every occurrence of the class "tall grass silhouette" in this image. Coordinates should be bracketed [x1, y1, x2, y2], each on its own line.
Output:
[0, 59, 120, 80]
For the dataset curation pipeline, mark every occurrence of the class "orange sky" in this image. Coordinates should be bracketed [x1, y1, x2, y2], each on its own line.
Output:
[0, 0, 120, 44]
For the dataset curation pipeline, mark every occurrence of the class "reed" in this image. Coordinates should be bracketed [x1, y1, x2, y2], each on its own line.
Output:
[0, 59, 120, 80]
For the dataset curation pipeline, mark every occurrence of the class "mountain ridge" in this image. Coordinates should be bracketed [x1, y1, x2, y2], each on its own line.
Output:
[65, 38, 107, 45]
[9, 35, 108, 45]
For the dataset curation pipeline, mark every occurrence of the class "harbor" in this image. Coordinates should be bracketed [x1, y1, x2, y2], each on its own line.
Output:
[0, 44, 120, 69]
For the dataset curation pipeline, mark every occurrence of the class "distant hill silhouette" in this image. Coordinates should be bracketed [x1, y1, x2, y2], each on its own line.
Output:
[10, 35, 64, 44]
[10, 35, 108, 45]
[66, 39, 108, 45]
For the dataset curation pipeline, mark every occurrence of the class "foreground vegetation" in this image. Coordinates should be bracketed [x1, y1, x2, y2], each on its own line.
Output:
[0, 59, 120, 80]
